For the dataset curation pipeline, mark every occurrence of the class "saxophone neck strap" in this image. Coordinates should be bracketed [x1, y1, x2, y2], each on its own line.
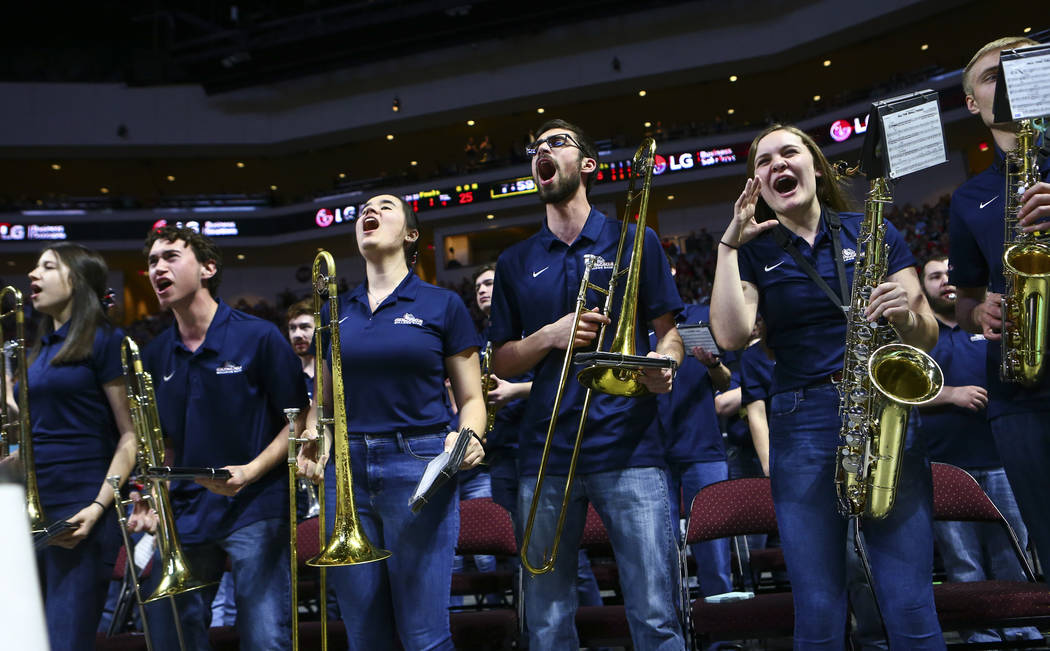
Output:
[772, 209, 849, 316]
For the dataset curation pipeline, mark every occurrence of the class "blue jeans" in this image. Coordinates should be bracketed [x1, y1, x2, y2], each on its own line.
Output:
[143, 517, 291, 651]
[519, 466, 685, 651]
[668, 460, 732, 597]
[990, 411, 1050, 586]
[769, 383, 944, 650]
[933, 466, 1042, 643]
[324, 431, 458, 651]
[209, 572, 237, 627]
[38, 503, 120, 651]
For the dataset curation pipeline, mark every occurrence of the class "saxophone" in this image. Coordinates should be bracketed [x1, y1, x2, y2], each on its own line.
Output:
[1001, 119, 1050, 387]
[834, 178, 943, 519]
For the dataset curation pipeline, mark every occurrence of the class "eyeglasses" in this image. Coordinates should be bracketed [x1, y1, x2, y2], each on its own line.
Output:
[526, 133, 582, 157]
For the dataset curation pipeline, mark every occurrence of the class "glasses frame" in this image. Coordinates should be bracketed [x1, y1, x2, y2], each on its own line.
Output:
[526, 133, 582, 158]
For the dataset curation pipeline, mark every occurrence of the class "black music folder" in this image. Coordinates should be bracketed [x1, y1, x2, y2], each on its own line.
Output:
[33, 519, 77, 550]
[145, 466, 233, 481]
[409, 428, 474, 514]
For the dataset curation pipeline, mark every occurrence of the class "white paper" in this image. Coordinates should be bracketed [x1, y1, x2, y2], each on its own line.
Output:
[0, 485, 49, 650]
[677, 324, 721, 355]
[880, 100, 946, 179]
[410, 450, 450, 506]
[1002, 49, 1050, 120]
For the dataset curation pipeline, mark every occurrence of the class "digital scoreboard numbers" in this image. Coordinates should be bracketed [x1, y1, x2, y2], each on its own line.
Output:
[489, 176, 536, 199]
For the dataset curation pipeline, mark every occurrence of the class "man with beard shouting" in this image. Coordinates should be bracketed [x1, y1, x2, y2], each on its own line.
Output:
[488, 119, 686, 650]
[918, 256, 1040, 646]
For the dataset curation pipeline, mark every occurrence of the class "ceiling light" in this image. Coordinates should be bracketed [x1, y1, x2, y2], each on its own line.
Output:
[537, 107, 545, 114]
[99, 187, 109, 194]
[392, 96, 400, 112]
[823, 59, 831, 67]
[1023, 27, 1032, 33]
[667, 194, 675, 200]
[638, 90, 647, 97]
[727, 108, 735, 115]
[386, 134, 395, 140]
[813, 95, 821, 101]
[50, 163, 61, 170]
[236, 253, 246, 261]
[644, 121, 652, 128]
[338, 172, 346, 179]
[166, 175, 175, 182]
[269, 185, 278, 191]
[729, 75, 738, 82]
[410, 160, 418, 166]
[236, 161, 245, 168]
[921, 43, 929, 51]
[466, 120, 475, 126]
[486, 214, 494, 220]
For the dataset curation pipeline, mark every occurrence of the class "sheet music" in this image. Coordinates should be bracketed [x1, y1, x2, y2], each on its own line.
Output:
[410, 450, 451, 506]
[1002, 49, 1050, 120]
[880, 99, 946, 179]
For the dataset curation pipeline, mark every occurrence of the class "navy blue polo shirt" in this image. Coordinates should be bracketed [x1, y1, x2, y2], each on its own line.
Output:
[481, 325, 531, 452]
[27, 322, 124, 509]
[647, 304, 725, 464]
[321, 272, 480, 434]
[488, 207, 683, 476]
[740, 342, 775, 409]
[738, 210, 915, 394]
[948, 144, 1050, 418]
[720, 349, 750, 448]
[142, 300, 308, 544]
[920, 320, 1000, 469]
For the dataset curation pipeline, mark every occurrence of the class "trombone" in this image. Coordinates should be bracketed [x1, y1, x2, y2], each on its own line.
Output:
[117, 336, 214, 650]
[520, 138, 674, 575]
[1, 285, 47, 534]
[291, 250, 390, 650]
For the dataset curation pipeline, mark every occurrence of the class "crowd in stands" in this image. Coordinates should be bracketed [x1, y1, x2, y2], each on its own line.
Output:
[61, 195, 951, 348]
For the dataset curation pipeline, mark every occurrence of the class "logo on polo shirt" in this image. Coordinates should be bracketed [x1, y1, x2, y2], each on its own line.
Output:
[589, 255, 615, 271]
[216, 361, 244, 375]
[394, 312, 424, 326]
[971, 334, 986, 342]
[842, 248, 857, 263]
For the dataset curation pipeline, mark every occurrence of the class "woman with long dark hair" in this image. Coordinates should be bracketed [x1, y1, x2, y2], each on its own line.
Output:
[299, 193, 485, 650]
[23, 243, 137, 649]
[710, 125, 944, 648]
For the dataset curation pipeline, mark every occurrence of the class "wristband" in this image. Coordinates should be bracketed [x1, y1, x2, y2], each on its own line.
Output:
[719, 240, 738, 250]
[91, 500, 107, 513]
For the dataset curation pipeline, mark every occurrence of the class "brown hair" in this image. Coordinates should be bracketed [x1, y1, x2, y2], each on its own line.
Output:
[285, 298, 313, 324]
[143, 225, 223, 296]
[534, 118, 600, 193]
[745, 124, 854, 223]
[30, 243, 114, 365]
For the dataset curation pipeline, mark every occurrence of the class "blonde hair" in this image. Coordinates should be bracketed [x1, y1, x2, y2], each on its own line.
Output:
[963, 36, 1039, 95]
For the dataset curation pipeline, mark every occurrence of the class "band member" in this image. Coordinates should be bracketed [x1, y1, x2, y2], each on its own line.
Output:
[919, 256, 1040, 644]
[286, 299, 316, 399]
[948, 35, 1050, 585]
[18, 244, 137, 650]
[133, 226, 308, 650]
[489, 119, 686, 649]
[710, 124, 943, 647]
[650, 265, 733, 599]
[298, 193, 485, 650]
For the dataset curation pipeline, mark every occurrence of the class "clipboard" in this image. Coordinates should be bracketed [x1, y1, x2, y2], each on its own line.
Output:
[409, 428, 474, 514]
[145, 466, 233, 481]
[33, 519, 76, 550]
[677, 323, 721, 356]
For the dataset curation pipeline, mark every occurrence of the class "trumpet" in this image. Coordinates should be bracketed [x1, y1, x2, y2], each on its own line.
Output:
[297, 250, 390, 650]
[520, 138, 674, 575]
[0, 285, 46, 533]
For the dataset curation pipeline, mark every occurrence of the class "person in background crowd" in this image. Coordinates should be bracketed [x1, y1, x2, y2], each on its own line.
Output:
[919, 255, 1040, 644]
